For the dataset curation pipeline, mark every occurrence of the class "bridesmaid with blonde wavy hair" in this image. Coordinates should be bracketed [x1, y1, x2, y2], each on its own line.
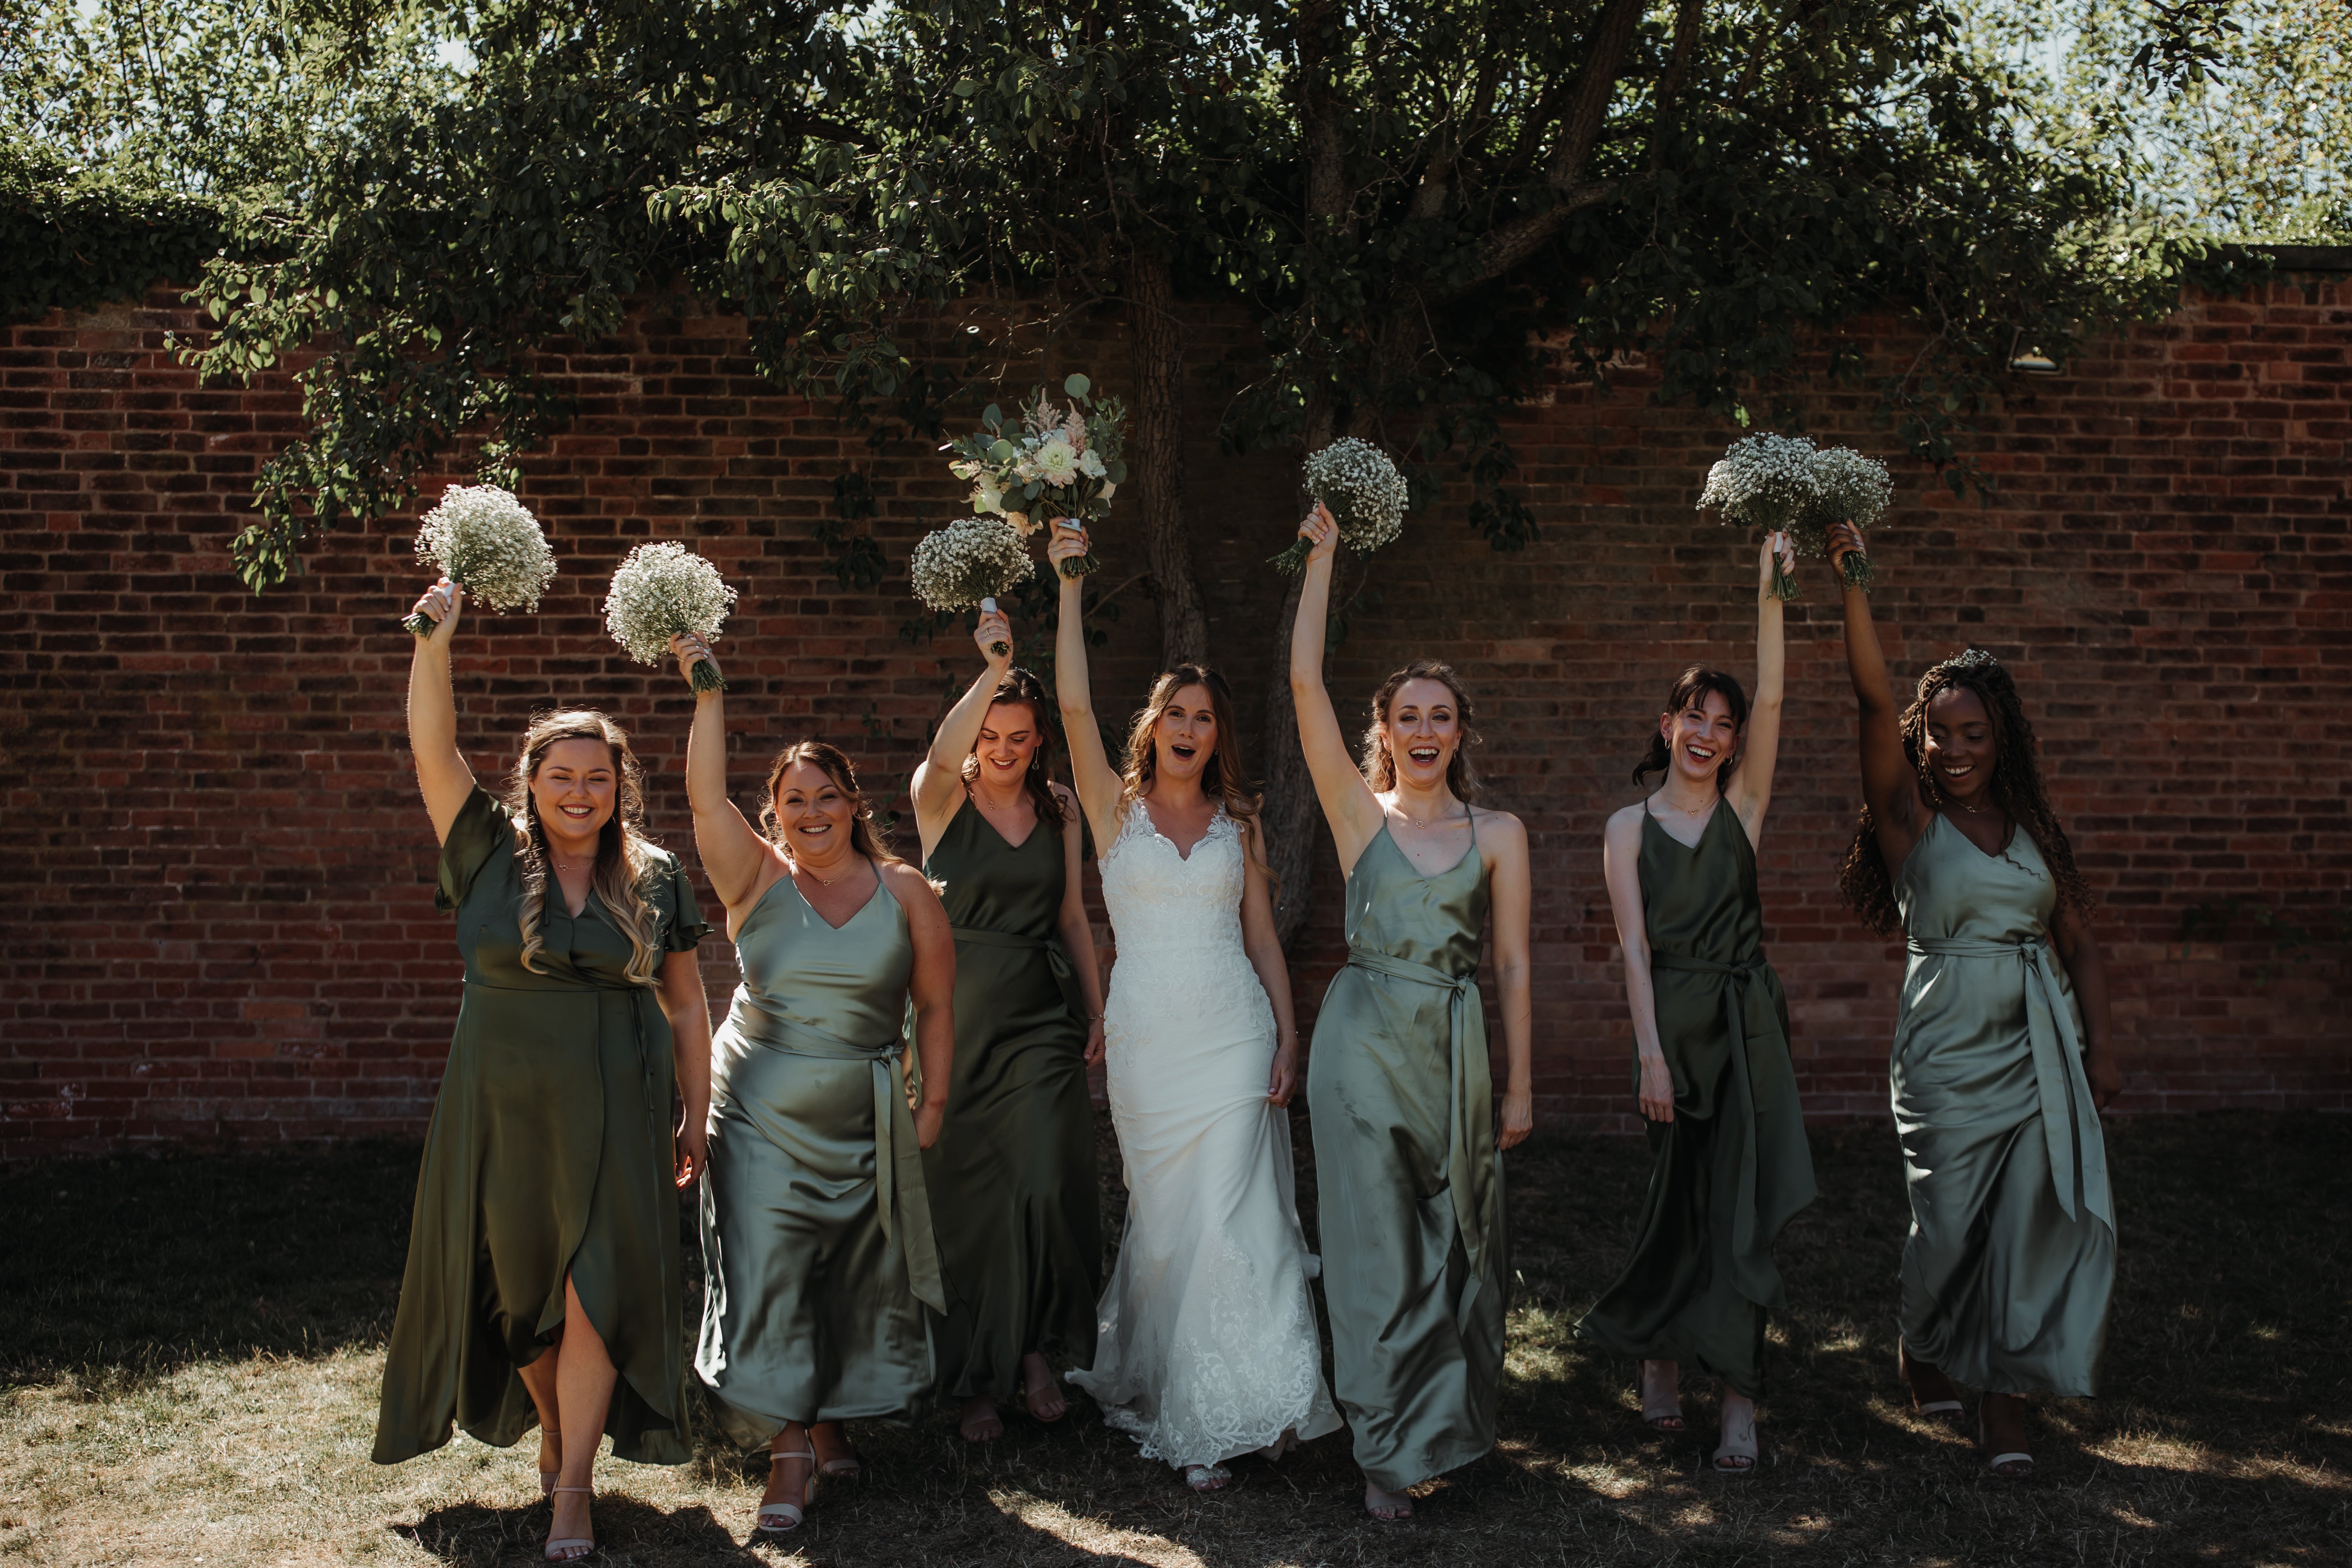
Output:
[376, 579, 714, 1565]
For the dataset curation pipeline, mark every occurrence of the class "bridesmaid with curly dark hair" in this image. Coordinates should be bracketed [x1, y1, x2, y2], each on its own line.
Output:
[1828, 523, 2120, 1481]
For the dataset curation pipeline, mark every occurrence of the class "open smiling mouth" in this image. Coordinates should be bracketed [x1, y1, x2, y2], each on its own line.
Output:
[1939, 761, 1976, 781]
[1407, 746, 1441, 765]
[1686, 743, 1716, 763]
[558, 803, 597, 819]
[1169, 744, 1197, 763]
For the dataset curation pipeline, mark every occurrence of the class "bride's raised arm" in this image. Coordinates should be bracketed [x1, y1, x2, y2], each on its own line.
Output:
[1286, 501, 1388, 873]
[1050, 521, 1125, 853]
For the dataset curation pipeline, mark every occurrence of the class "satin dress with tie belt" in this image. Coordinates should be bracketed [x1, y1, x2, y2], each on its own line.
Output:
[696, 870, 946, 1448]
[1306, 819, 1509, 1493]
[1891, 812, 2113, 1396]
[1577, 804, 1816, 1398]
[374, 786, 709, 1466]
[919, 796, 1102, 1401]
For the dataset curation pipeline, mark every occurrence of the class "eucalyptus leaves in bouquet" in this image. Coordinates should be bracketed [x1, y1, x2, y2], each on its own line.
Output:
[1272, 437, 1408, 575]
[942, 374, 1128, 577]
[910, 517, 1035, 655]
[400, 485, 558, 634]
[605, 542, 739, 692]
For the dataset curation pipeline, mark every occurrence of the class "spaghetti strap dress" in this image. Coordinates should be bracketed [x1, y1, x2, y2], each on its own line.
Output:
[696, 869, 946, 1447]
[1577, 804, 1816, 1397]
[1305, 815, 1509, 1492]
[1892, 812, 2114, 1395]
[373, 784, 708, 1466]
[919, 795, 1102, 1400]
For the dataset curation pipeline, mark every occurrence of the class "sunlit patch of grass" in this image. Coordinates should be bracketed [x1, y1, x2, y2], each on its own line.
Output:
[2, 1113, 2348, 1565]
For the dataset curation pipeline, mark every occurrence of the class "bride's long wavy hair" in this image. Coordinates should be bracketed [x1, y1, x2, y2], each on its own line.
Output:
[1116, 663, 1273, 884]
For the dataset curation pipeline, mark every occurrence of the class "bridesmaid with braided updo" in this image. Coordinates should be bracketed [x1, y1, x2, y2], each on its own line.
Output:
[376, 580, 714, 1566]
[1827, 523, 2119, 1481]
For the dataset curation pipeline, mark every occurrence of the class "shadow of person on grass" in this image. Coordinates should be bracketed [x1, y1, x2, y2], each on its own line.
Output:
[398, 1497, 762, 1566]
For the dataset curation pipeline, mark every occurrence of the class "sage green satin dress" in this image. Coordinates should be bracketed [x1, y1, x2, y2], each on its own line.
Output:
[1576, 806, 1816, 1397]
[1306, 820, 1508, 1492]
[374, 785, 708, 1466]
[696, 871, 946, 1448]
[920, 797, 1101, 1400]
[1893, 812, 2113, 1395]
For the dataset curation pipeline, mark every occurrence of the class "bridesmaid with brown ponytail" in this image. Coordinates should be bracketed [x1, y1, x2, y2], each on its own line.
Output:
[375, 580, 715, 1565]
[1577, 533, 1816, 1476]
[1827, 523, 2119, 1480]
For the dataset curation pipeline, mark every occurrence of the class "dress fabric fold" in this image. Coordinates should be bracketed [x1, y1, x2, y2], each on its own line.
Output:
[919, 796, 1103, 1401]
[1576, 805, 1816, 1398]
[1890, 813, 2114, 1396]
[374, 785, 708, 1466]
[696, 871, 940, 1448]
[1305, 822, 1510, 1492]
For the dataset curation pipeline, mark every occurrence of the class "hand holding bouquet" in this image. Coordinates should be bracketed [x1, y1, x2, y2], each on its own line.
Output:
[1699, 434, 1893, 600]
[606, 542, 739, 693]
[400, 484, 557, 635]
[910, 517, 1034, 655]
[1273, 437, 1408, 575]
[941, 374, 1128, 578]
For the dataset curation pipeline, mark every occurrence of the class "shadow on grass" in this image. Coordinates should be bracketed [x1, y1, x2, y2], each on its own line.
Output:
[397, 1497, 761, 1566]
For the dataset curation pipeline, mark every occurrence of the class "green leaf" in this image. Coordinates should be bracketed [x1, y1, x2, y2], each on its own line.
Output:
[1063, 372, 1091, 399]
[983, 403, 1002, 430]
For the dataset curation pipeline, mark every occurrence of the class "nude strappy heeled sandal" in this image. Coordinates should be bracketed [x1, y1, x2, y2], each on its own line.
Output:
[543, 1485, 594, 1561]
[1639, 1360, 1686, 1431]
[758, 1445, 817, 1534]
[538, 1424, 561, 1497]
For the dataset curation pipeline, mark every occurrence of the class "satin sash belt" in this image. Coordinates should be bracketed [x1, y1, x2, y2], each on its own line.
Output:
[466, 979, 666, 1123]
[1905, 936, 2112, 1230]
[1342, 944, 1498, 1330]
[950, 926, 1087, 1023]
[726, 990, 948, 1313]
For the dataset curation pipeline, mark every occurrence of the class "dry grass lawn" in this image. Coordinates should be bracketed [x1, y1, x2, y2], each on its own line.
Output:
[4, 1112, 2346, 1567]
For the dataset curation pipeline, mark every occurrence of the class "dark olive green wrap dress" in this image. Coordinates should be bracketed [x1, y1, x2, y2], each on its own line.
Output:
[1893, 813, 2113, 1396]
[696, 871, 946, 1448]
[374, 785, 709, 1466]
[1306, 820, 1509, 1493]
[920, 796, 1102, 1400]
[1578, 805, 1816, 1398]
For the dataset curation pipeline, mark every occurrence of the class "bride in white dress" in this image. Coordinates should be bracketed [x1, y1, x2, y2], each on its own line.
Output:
[1048, 522, 1341, 1491]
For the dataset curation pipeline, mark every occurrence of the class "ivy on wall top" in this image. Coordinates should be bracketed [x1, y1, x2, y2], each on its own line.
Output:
[0, 140, 227, 324]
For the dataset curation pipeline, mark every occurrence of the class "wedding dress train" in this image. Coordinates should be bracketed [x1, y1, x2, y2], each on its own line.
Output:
[1068, 800, 1342, 1469]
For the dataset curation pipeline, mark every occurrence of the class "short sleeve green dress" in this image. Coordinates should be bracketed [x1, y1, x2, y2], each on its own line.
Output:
[696, 869, 945, 1448]
[1576, 804, 1817, 1397]
[920, 796, 1102, 1401]
[373, 785, 708, 1466]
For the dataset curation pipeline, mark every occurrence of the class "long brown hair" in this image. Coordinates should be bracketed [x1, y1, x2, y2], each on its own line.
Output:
[759, 740, 906, 866]
[1118, 663, 1261, 829]
[1838, 646, 2095, 935]
[1359, 659, 1482, 802]
[1632, 666, 1751, 794]
[959, 667, 1065, 827]
[504, 709, 664, 986]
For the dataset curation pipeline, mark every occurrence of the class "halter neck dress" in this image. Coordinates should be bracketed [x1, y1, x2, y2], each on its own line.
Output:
[1305, 814, 1509, 1492]
[373, 785, 708, 1466]
[1577, 801, 1816, 1397]
[1891, 812, 2113, 1395]
[696, 867, 945, 1445]
[919, 794, 1101, 1401]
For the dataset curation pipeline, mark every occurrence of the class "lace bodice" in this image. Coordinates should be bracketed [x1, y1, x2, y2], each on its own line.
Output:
[1099, 799, 1251, 963]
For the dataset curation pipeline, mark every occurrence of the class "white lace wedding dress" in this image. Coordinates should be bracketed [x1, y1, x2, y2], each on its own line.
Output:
[1068, 800, 1341, 1469]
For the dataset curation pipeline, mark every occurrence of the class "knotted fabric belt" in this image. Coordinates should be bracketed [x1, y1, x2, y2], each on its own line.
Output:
[950, 926, 1087, 1023]
[1341, 944, 1498, 1329]
[1905, 936, 2112, 1230]
[726, 989, 947, 1313]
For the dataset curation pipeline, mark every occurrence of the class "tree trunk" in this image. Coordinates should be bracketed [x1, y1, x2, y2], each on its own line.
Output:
[1128, 252, 1207, 666]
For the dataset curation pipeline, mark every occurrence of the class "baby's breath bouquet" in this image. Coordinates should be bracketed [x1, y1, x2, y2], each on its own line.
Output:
[1800, 446, 1894, 592]
[605, 542, 738, 693]
[910, 517, 1035, 655]
[1697, 434, 1823, 601]
[400, 484, 558, 635]
[1273, 437, 1409, 575]
[940, 373, 1128, 578]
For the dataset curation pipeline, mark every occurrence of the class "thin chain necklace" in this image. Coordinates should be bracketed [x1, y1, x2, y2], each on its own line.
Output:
[1389, 797, 1464, 830]
[1653, 791, 1714, 819]
[794, 857, 856, 887]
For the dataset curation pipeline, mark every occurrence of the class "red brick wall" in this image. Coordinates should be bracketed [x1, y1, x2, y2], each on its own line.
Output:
[5, 276, 2348, 1160]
